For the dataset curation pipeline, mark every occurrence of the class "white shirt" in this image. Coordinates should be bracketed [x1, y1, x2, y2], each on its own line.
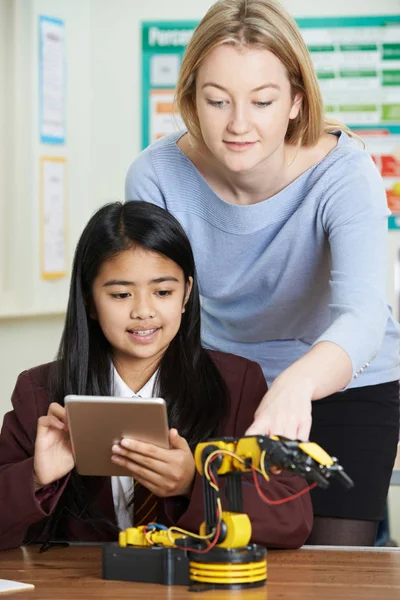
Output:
[111, 366, 158, 530]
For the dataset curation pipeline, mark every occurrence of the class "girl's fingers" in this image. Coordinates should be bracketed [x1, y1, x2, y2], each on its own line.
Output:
[38, 415, 65, 430]
[112, 445, 169, 477]
[111, 454, 165, 487]
[48, 403, 68, 423]
[119, 438, 170, 463]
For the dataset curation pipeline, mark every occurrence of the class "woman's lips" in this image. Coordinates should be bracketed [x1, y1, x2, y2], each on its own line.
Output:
[224, 141, 256, 151]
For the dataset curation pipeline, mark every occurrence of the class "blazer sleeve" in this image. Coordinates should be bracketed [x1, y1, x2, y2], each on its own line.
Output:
[162, 359, 313, 549]
[0, 371, 68, 550]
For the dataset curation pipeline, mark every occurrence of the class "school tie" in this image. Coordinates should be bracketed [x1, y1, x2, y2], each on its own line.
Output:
[133, 481, 158, 526]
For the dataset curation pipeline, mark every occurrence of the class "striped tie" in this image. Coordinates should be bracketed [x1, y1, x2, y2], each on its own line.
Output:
[133, 481, 158, 526]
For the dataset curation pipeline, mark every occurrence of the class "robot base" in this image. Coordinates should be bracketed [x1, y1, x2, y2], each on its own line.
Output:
[102, 542, 267, 591]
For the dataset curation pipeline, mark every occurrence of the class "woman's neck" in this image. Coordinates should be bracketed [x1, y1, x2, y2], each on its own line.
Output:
[180, 132, 337, 206]
[182, 136, 299, 206]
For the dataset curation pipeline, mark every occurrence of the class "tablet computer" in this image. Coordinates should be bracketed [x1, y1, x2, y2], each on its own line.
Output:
[64, 395, 169, 477]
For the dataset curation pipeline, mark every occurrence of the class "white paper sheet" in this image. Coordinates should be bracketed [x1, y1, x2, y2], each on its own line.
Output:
[41, 158, 67, 278]
[0, 579, 34, 594]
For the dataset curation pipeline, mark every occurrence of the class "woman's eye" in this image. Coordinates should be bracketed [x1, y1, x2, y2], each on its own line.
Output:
[156, 290, 172, 297]
[254, 101, 273, 108]
[207, 100, 227, 108]
[111, 293, 130, 299]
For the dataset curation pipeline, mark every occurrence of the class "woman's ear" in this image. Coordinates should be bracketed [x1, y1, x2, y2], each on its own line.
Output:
[289, 92, 303, 120]
[182, 277, 194, 313]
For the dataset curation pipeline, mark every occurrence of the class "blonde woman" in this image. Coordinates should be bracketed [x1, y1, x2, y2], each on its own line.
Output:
[126, 0, 400, 546]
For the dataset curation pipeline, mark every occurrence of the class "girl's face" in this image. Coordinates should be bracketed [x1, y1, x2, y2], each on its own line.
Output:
[91, 247, 193, 373]
[195, 44, 302, 173]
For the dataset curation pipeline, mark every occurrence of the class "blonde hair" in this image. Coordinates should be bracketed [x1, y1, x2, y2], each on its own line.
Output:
[176, 0, 354, 147]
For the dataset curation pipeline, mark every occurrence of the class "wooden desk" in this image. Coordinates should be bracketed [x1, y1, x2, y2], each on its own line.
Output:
[1, 545, 400, 599]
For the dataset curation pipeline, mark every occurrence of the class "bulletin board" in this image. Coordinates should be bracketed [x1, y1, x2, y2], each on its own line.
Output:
[141, 15, 400, 227]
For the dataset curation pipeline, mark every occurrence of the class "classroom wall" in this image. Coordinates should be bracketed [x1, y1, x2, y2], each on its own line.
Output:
[1, 0, 400, 539]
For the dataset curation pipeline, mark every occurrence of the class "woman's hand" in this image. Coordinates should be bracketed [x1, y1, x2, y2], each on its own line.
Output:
[246, 342, 353, 440]
[246, 372, 314, 441]
[111, 428, 196, 497]
[33, 403, 75, 490]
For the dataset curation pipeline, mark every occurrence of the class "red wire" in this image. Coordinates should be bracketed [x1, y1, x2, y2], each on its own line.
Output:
[251, 468, 318, 504]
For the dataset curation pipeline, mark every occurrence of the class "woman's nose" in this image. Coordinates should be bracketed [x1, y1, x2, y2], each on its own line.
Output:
[227, 104, 251, 135]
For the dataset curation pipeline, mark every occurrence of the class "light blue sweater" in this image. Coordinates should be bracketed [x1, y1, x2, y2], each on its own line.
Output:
[126, 131, 400, 388]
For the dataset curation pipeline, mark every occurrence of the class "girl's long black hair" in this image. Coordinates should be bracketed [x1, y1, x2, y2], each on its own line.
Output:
[32, 201, 228, 542]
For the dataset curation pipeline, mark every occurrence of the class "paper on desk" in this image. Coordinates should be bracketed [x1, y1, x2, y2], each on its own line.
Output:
[0, 580, 34, 594]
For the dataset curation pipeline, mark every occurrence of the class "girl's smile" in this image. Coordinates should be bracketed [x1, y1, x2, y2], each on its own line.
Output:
[127, 326, 161, 344]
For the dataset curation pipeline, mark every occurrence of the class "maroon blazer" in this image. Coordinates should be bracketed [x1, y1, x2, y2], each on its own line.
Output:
[0, 351, 313, 551]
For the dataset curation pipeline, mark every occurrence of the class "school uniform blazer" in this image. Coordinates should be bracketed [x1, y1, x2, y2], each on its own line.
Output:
[0, 351, 313, 551]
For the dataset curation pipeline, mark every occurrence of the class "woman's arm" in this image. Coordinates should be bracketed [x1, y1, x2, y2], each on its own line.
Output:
[247, 340, 352, 440]
[248, 152, 393, 439]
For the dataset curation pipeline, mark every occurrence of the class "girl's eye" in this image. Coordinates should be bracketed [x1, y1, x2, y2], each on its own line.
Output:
[111, 293, 131, 299]
[155, 290, 172, 297]
[207, 100, 227, 108]
[254, 101, 273, 108]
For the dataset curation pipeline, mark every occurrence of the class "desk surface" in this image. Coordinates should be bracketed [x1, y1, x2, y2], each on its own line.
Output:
[1, 545, 400, 599]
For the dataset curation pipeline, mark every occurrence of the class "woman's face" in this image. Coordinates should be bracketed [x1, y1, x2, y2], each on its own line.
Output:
[195, 44, 302, 173]
[91, 247, 192, 373]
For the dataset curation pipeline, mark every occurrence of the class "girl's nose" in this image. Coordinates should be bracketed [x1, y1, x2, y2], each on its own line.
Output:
[129, 296, 156, 320]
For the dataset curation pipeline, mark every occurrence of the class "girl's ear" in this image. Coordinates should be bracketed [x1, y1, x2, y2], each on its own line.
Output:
[289, 92, 303, 120]
[87, 297, 98, 320]
[182, 276, 194, 313]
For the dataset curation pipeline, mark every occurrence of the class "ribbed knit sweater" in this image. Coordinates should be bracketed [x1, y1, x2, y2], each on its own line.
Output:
[126, 130, 400, 388]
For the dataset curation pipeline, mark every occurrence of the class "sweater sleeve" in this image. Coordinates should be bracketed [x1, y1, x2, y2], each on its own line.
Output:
[0, 371, 68, 550]
[313, 152, 391, 381]
[125, 147, 166, 208]
[163, 360, 313, 549]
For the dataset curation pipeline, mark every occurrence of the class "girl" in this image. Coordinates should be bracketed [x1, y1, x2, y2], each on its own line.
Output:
[0, 201, 312, 551]
[125, 0, 400, 545]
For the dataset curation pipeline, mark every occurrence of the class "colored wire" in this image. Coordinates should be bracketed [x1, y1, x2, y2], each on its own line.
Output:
[166, 498, 223, 550]
[145, 529, 156, 545]
[178, 498, 223, 554]
[146, 522, 168, 530]
[259, 450, 270, 482]
[251, 467, 318, 504]
[203, 449, 264, 487]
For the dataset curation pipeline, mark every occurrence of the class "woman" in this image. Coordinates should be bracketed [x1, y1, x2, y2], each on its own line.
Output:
[125, 0, 400, 545]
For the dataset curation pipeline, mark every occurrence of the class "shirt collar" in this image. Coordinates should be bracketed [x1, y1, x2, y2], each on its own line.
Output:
[112, 364, 158, 399]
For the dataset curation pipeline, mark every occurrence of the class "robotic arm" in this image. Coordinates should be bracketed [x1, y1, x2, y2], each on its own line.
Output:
[106, 435, 353, 590]
[119, 435, 353, 550]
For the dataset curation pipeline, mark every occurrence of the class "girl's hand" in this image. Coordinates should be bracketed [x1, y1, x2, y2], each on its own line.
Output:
[33, 403, 75, 489]
[245, 372, 314, 441]
[111, 428, 196, 497]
